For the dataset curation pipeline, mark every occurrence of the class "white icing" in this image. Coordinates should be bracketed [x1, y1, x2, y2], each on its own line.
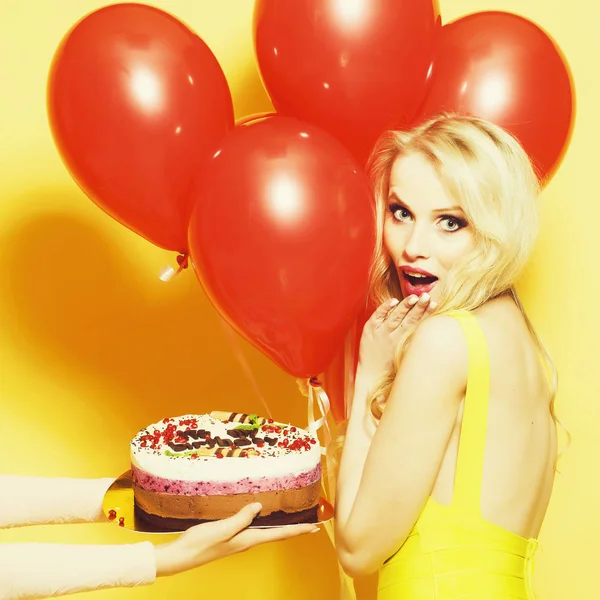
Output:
[130, 414, 322, 482]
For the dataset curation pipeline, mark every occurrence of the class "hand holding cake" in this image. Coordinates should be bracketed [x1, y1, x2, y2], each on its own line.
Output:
[0, 411, 323, 599]
[154, 501, 318, 577]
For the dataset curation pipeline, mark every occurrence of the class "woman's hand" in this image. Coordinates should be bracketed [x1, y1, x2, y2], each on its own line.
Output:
[357, 293, 435, 385]
[154, 503, 318, 577]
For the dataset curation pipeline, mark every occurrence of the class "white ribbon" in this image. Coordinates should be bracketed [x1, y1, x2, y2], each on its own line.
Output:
[299, 377, 357, 600]
[306, 379, 332, 455]
[158, 265, 177, 282]
[158, 254, 189, 282]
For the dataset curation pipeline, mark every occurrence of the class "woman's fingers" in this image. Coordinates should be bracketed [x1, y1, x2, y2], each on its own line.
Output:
[385, 294, 421, 329]
[218, 502, 263, 538]
[228, 523, 320, 553]
[386, 293, 437, 330]
[370, 292, 439, 334]
[371, 298, 400, 327]
[401, 293, 431, 327]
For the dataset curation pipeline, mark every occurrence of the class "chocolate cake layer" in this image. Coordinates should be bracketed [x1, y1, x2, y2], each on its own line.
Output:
[133, 479, 320, 521]
[134, 502, 319, 530]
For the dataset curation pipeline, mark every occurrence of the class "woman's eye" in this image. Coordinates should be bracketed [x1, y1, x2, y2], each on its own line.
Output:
[389, 204, 411, 222]
[440, 216, 465, 232]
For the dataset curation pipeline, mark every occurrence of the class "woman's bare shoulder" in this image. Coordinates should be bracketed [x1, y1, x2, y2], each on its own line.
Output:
[472, 294, 529, 338]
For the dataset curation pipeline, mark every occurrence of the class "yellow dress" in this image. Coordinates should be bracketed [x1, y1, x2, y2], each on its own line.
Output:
[378, 311, 540, 599]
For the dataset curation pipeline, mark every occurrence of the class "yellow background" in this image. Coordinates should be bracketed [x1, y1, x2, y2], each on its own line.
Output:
[0, 1, 596, 598]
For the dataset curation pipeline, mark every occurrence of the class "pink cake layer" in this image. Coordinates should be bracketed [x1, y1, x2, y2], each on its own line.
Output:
[132, 462, 321, 496]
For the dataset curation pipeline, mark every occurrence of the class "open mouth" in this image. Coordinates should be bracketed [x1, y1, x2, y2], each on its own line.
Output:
[401, 271, 438, 294]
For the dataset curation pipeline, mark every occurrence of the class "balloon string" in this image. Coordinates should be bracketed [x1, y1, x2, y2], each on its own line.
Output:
[306, 378, 331, 453]
[304, 378, 357, 600]
[218, 318, 273, 419]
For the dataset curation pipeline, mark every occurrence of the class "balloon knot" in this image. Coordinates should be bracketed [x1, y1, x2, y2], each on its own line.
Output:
[176, 254, 189, 269]
[309, 376, 322, 388]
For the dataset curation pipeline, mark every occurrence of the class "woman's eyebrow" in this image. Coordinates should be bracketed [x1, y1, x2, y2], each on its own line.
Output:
[388, 192, 464, 215]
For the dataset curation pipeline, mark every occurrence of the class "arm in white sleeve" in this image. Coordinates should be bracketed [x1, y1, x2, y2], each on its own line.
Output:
[0, 541, 156, 600]
[0, 475, 114, 528]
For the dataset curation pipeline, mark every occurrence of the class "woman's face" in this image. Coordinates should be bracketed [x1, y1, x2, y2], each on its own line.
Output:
[383, 152, 476, 302]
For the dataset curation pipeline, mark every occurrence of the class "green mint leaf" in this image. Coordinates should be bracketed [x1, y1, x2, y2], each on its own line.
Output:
[165, 449, 197, 458]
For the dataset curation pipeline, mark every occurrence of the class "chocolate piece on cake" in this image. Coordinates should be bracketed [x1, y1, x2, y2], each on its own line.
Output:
[168, 443, 192, 452]
[211, 411, 269, 426]
[226, 429, 246, 438]
[234, 438, 252, 447]
[215, 437, 233, 447]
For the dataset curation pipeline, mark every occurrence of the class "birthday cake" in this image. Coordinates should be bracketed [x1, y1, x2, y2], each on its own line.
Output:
[130, 411, 322, 529]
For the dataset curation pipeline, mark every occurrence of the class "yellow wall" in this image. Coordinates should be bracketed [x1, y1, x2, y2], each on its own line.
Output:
[0, 1, 596, 598]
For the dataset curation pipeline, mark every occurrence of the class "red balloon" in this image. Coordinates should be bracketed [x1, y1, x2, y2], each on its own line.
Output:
[253, 0, 441, 163]
[416, 11, 575, 183]
[188, 116, 374, 378]
[47, 4, 234, 252]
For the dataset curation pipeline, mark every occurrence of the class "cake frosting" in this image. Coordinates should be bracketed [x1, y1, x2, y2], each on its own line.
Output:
[130, 412, 322, 528]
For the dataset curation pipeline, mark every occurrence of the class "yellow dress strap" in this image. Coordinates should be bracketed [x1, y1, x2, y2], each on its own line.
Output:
[445, 310, 490, 515]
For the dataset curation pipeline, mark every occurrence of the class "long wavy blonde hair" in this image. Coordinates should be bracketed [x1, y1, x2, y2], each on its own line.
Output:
[330, 113, 566, 473]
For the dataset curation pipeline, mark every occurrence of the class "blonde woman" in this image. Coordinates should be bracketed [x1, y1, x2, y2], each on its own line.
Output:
[334, 114, 560, 599]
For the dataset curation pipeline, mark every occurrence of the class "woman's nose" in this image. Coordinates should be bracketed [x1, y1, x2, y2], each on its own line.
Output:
[403, 225, 430, 260]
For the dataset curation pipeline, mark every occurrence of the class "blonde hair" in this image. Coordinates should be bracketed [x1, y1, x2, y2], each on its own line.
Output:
[330, 113, 566, 475]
